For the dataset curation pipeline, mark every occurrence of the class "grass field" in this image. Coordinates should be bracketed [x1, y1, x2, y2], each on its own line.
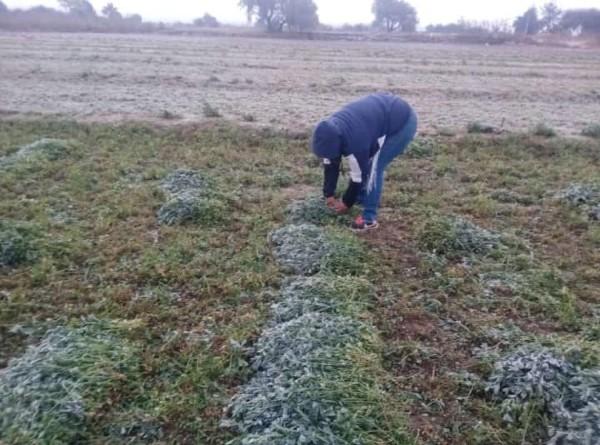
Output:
[1, 29, 600, 445]
[1, 115, 599, 444]
[1, 32, 600, 134]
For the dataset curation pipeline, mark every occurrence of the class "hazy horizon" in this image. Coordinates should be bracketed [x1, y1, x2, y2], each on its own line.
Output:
[4, 0, 600, 26]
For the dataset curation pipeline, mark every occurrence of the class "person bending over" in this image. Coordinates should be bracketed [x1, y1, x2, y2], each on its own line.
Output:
[312, 93, 418, 231]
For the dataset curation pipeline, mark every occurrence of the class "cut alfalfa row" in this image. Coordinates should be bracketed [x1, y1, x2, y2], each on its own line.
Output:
[0, 138, 74, 169]
[271, 275, 375, 323]
[223, 224, 408, 444]
[225, 298, 408, 444]
[486, 346, 600, 445]
[156, 169, 227, 226]
[0, 319, 140, 444]
[269, 224, 366, 276]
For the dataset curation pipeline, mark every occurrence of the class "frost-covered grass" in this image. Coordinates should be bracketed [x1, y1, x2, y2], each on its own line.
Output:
[285, 194, 348, 226]
[0, 319, 140, 444]
[157, 169, 229, 226]
[271, 275, 374, 323]
[227, 292, 408, 444]
[227, 196, 406, 443]
[362, 132, 600, 443]
[226, 314, 407, 445]
[418, 215, 503, 258]
[487, 347, 600, 445]
[0, 138, 74, 169]
[1, 119, 599, 444]
[557, 183, 600, 222]
[270, 224, 368, 276]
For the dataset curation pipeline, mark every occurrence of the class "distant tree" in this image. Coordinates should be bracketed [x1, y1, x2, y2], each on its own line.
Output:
[239, 0, 318, 32]
[101, 3, 122, 20]
[285, 0, 318, 31]
[560, 9, 600, 34]
[372, 0, 418, 32]
[540, 2, 562, 32]
[0, 1, 8, 14]
[239, 0, 285, 32]
[513, 7, 540, 34]
[58, 0, 97, 18]
[194, 13, 220, 27]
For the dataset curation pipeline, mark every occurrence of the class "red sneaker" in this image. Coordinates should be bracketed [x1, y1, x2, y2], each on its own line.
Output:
[351, 215, 379, 232]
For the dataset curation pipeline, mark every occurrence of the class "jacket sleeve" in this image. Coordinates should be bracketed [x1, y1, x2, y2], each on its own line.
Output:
[341, 152, 369, 208]
[323, 157, 341, 198]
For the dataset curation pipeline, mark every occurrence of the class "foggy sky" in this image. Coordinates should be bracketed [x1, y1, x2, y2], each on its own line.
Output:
[5, 0, 599, 26]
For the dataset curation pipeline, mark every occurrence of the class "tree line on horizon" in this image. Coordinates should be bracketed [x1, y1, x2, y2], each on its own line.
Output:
[0, 0, 598, 35]
[0, 0, 151, 32]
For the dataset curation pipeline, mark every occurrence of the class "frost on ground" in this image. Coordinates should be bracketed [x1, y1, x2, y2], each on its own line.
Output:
[0, 319, 140, 444]
[419, 215, 503, 258]
[157, 169, 226, 226]
[269, 224, 328, 275]
[0, 221, 38, 267]
[269, 224, 365, 276]
[557, 183, 600, 222]
[486, 347, 600, 445]
[271, 276, 374, 323]
[285, 195, 346, 226]
[0, 138, 72, 169]
[225, 312, 384, 445]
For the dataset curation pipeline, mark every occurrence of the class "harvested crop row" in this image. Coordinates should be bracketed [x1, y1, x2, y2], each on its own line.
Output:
[0, 319, 140, 444]
[224, 199, 409, 444]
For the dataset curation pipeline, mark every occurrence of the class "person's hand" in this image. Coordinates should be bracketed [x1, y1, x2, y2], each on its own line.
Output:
[333, 200, 349, 214]
[325, 196, 337, 209]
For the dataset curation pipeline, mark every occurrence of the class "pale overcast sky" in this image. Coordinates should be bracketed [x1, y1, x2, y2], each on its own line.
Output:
[4, 0, 600, 26]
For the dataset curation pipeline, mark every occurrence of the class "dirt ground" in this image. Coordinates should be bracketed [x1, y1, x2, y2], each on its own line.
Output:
[1, 32, 599, 135]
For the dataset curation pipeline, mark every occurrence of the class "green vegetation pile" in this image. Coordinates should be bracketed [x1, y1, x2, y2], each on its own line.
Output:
[271, 276, 373, 323]
[487, 347, 600, 444]
[405, 137, 436, 158]
[157, 169, 227, 226]
[269, 224, 327, 275]
[285, 195, 347, 226]
[419, 215, 503, 258]
[0, 319, 140, 444]
[0, 138, 73, 169]
[0, 221, 39, 267]
[270, 224, 366, 276]
[557, 183, 600, 222]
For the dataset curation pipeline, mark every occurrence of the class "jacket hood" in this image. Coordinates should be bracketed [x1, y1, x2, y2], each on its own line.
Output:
[312, 119, 342, 159]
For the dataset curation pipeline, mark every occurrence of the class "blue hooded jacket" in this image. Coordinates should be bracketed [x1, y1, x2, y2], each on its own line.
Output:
[312, 93, 412, 206]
